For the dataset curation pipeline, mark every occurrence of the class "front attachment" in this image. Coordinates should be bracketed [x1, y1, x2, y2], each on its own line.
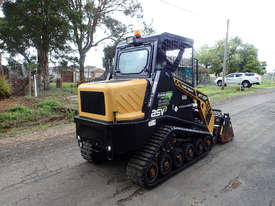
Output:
[213, 110, 234, 144]
[220, 113, 234, 143]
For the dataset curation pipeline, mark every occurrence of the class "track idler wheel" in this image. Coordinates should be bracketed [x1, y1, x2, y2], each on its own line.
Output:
[194, 138, 204, 156]
[144, 161, 159, 185]
[183, 144, 194, 161]
[158, 152, 173, 176]
[172, 147, 185, 168]
[203, 136, 212, 152]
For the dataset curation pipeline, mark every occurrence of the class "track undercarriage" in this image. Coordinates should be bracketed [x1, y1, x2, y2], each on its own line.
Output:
[127, 125, 214, 187]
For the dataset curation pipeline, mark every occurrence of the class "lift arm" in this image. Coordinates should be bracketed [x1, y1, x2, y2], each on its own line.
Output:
[174, 78, 215, 135]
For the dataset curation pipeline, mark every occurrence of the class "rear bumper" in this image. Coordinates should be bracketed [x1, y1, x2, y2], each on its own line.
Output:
[74, 116, 154, 155]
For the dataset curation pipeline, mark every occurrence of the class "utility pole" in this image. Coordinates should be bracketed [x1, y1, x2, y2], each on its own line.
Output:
[222, 19, 230, 90]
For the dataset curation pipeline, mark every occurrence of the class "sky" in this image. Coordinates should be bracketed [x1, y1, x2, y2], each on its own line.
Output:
[139, 0, 275, 72]
[1, 0, 275, 72]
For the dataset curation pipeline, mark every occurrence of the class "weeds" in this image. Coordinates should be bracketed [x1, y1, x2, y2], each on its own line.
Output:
[0, 99, 77, 133]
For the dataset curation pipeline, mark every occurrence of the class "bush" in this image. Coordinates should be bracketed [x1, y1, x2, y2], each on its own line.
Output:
[0, 76, 11, 99]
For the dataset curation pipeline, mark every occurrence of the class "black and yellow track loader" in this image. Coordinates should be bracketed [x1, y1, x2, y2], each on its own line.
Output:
[75, 32, 234, 187]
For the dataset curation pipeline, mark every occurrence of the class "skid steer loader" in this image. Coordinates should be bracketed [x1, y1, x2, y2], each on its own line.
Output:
[75, 31, 234, 187]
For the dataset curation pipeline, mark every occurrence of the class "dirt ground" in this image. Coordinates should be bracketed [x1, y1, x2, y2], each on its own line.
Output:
[0, 96, 38, 112]
[1, 89, 275, 206]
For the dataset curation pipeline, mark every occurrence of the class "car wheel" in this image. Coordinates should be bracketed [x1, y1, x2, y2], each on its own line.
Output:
[242, 81, 251, 88]
[217, 80, 222, 87]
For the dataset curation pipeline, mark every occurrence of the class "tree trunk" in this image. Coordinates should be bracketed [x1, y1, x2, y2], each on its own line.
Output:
[0, 53, 3, 76]
[79, 54, 86, 81]
[28, 66, 32, 97]
[39, 49, 49, 90]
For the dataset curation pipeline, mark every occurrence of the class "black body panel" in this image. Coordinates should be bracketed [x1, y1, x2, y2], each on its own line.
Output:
[75, 116, 155, 155]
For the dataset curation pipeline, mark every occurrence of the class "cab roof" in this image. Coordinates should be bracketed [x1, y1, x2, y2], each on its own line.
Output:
[117, 32, 194, 49]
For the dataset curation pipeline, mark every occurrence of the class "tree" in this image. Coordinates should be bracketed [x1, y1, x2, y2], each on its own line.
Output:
[196, 45, 214, 69]
[66, 0, 143, 81]
[0, 14, 33, 64]
[196, 36, 265, 75]
[0, 0, 70, 90]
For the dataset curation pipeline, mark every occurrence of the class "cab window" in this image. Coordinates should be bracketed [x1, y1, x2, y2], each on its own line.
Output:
[118, 49, 148, 74]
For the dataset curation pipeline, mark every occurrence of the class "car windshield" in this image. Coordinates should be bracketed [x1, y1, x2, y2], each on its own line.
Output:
[226, 74, 234, 78]
[118, 49, 148, 74]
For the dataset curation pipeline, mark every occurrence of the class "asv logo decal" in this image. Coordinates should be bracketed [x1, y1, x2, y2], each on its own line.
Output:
[151, 107, 167, 118]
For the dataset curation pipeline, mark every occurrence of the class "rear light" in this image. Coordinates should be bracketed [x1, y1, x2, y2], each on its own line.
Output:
[256, 77, 259, 80]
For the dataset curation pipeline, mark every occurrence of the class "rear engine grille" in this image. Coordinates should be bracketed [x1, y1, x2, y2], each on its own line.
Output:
[80, 91, 105, 115]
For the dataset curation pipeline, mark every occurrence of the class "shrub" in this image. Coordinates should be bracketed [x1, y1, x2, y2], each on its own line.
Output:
[0, 76, 11, 99]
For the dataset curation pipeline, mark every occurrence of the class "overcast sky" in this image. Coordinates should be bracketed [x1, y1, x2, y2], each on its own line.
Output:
[1, 0, 275, 72]
[86, 0, 275, 72]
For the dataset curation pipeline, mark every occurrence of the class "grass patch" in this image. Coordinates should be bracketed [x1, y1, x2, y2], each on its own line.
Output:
[198, 84, 257, 101]
[198, 80, 275, 101]
[0, 100, 74, 133]
[37, 100, 62, 108]
[46, 82, 77, 96]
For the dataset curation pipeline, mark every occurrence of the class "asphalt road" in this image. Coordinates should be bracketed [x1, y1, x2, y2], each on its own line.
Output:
[1, 89, 275, 206]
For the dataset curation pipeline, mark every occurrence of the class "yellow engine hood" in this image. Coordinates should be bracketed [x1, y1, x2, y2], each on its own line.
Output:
[78, 79, 148, 122]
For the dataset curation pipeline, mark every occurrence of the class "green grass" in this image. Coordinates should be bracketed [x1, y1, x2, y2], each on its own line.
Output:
[47, 82, 77, 96]
[36, 82, 78, 110]
[198, 80, 275, 101]
[0, 100, 65, 132]
[0, 82, 79, 135]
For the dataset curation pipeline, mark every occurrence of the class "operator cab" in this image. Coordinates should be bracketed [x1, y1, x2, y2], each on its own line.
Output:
[112, 32, 198, 87]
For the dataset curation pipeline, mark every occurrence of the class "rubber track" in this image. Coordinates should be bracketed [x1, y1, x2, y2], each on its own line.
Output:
[126, 125, 210, 188]
[80, 141, 94, 162]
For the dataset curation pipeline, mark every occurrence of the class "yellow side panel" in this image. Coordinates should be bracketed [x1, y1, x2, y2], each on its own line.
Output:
[78, 79, 147, 122]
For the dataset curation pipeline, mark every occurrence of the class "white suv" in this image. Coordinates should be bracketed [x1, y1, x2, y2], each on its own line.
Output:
[215, 73, 261, 88]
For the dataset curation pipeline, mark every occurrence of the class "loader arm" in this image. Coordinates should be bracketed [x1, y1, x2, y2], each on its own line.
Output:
[174, 78, 215, 135]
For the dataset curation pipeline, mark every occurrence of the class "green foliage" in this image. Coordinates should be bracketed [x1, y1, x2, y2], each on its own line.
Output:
[0, 0, 71, 90]
[0, 100, 64, 131]
[0, 105, 40, 128]
[66, 0, 144, 80]
[0, 76, 11, 99]
[37, 100, 62, 109]
[196, 36, 265, 75]
[198, 66, 210, 84]
[7, 105, 31, 113]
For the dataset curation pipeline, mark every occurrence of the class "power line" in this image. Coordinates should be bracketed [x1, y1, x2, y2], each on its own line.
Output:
[159, 0, 193, 13]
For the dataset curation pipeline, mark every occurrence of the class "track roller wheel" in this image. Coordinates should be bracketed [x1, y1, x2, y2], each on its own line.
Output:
[172, 147, 185, 168]
[203, 136, 212, 152]
[183, 144, 194, 161]
[144, 161, 159, 185]
[194, 138, 204, 156]
[158, 152, 173, 176]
